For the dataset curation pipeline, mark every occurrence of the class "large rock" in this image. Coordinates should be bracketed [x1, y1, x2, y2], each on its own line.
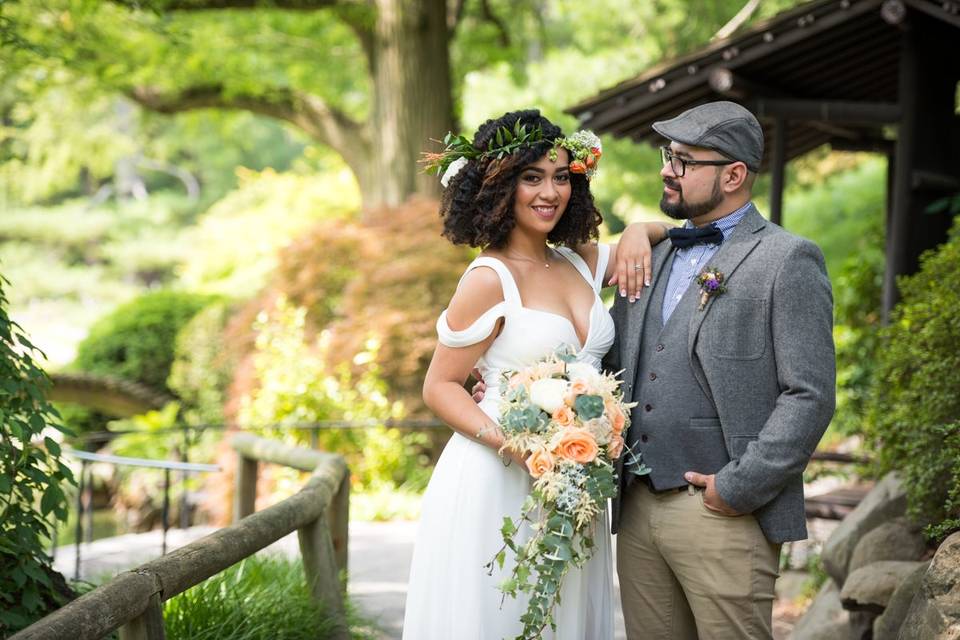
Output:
[872, 561, 929, 640]
[822, 473, 907, 586]
[840, 561, 926, 613]
[899, 532, 960, 640]
[849, 517, 928, 574]
[790, 580, 851, 640]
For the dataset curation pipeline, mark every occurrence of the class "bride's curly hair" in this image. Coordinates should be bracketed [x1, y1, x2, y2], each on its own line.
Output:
[439, 109, 602, 249]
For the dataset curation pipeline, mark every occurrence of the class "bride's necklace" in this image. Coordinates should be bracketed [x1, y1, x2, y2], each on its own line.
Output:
[503, 247, 554, 269]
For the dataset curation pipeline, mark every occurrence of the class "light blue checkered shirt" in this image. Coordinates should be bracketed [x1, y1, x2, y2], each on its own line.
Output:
[661, 202, 752, 324]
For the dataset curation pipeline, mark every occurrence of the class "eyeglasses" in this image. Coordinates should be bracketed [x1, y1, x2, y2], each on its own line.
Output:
[660, 146, 735, 177]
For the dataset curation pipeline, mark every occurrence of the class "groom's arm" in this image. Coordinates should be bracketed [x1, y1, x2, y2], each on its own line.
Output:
[714, 239, 836, 515]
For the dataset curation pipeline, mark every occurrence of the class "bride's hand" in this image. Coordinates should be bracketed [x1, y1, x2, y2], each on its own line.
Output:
[609, 222, 670, 302]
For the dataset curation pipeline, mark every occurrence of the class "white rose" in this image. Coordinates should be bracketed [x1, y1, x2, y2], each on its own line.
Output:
[440, 157, 468, 188]
[565, 362, 600, 387]
[529, 378, 569, 414]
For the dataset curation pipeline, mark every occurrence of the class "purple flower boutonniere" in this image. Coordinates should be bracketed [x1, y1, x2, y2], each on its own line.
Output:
[695, 267, 726, 311]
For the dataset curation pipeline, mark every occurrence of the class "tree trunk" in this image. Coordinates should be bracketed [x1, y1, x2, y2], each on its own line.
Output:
[364, 0, 452, 210]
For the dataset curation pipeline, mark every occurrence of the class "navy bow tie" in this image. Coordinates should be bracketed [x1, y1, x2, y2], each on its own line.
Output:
[667, 225, 724, 249]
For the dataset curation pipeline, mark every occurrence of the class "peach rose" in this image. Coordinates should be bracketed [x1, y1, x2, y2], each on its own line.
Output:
[526, 447, 555, 479]
[608, 435, 624, 460]
[570, 380, 590, 396]
[554, 428, 599, 464]
[605, 401, 626, 436]
[553, 405, 575, 427]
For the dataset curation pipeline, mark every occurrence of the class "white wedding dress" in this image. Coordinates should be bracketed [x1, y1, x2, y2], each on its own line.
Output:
[402, 245, 616, 640]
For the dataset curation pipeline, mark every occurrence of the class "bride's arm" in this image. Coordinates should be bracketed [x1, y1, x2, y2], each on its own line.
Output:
[422, 268, 527, 468]
[607, 221, 672, 301]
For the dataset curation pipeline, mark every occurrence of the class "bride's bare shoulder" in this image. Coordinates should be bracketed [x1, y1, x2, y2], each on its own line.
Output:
[445, 263, 506, 331]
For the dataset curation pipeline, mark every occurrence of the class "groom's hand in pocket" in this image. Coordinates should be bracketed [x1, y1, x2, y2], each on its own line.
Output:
[684, 471, 742, 516]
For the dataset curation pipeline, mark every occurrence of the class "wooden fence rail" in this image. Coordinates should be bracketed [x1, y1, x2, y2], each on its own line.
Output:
[11, 434, 350, 640]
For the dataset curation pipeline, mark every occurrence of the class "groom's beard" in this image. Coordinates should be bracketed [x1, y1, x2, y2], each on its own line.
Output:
[659, 175, 724, 221]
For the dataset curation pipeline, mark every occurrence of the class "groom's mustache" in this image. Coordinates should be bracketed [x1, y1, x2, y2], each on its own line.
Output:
[663, 178, 682, 193]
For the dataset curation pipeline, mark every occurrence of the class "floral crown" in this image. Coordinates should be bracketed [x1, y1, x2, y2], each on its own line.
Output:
[421, 122, 603, 187]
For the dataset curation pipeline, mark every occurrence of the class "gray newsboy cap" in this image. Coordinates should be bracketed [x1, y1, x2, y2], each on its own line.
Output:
[652, 101, 763, 172]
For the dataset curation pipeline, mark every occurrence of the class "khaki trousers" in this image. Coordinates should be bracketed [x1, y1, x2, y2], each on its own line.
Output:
[617, 483, 780, 640]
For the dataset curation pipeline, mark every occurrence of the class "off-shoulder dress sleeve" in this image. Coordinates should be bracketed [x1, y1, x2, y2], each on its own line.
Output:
[434, 257, 521, 348]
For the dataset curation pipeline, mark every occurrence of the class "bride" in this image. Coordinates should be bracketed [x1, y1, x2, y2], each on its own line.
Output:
[403, 109, 667, 639]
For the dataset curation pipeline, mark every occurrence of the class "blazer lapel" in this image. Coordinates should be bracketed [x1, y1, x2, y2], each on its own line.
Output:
[622, 242, 673, 394]
[686, 206, 766, 361]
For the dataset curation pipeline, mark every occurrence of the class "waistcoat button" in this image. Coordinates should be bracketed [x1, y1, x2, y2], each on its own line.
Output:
[644, 404, 653, 412]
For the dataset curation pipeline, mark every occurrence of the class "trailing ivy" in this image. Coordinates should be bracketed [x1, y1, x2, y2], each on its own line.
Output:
[0, 274, 76, 635]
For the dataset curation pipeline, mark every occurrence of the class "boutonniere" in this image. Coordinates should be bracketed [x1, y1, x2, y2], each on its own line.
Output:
[695, 267, 726, 311]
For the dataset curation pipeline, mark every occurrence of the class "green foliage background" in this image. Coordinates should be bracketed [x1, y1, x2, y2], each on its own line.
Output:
[863, 217, 960, 540]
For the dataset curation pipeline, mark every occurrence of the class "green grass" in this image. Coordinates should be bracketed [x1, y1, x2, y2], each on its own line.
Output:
[162, 555, 379, 640]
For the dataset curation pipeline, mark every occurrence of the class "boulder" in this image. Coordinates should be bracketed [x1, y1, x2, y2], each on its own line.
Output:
[822, 473, 907, 586]
[872, 561, 929, 640]
[840, 561, 926, 613]
[790, 579, 851, 640]
[899, 532, 960, 640]
[848, 517, 928, 574]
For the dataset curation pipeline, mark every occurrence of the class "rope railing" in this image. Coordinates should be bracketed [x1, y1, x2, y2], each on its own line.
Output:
[13, 435, 350, 640]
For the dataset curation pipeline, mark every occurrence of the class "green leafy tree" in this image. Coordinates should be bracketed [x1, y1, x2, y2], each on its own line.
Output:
[0, 275, 76, 634]
[3, 0, 802, 211]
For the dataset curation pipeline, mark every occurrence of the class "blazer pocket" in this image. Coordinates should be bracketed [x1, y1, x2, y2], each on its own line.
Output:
[703, 297, 767, 360]
[726, 434, 758, 460]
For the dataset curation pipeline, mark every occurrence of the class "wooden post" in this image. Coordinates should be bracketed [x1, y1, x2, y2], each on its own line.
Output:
[298, 516, 348, 640]
[234, 453, 258, 522]
[328, 475, 350, 578]
[118, 593, 165, 640]
[769, 116, 787, 227]
[884, 27, 917, 320]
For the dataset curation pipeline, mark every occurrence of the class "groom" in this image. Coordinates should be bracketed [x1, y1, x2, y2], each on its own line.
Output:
[606, 101, 835, 639]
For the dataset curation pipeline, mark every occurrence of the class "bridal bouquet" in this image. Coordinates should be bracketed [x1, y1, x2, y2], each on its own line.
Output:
[485, 347, 647, 640]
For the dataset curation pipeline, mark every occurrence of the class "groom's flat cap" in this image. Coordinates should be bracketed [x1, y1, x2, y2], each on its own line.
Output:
[653, 101, 763, 172]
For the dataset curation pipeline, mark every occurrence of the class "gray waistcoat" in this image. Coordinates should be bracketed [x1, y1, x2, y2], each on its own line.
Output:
[627, 251, 730, 490]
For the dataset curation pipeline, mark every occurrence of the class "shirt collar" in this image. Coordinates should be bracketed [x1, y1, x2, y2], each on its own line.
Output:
[683, 201, 752, 240]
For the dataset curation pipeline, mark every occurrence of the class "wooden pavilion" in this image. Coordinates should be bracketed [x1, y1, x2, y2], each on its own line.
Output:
[567, 0, 960, 316]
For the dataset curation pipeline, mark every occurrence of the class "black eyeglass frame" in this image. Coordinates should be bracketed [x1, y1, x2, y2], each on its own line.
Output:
[660, 146, 737, 177]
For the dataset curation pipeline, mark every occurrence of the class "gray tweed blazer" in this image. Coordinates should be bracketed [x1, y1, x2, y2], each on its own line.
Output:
[605, 205, 836, 543]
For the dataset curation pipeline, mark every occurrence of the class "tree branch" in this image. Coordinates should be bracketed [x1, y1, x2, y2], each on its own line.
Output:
[479, 0, 509, 46]
[128, 85, 371, 168]
[712, 0, 761, 41]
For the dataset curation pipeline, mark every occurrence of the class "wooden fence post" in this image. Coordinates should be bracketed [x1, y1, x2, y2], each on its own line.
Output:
[234, 453, 258, 522]
[298, 515, 348, 640]
[328, 475, 349, 578]
[118, 593, 165, 640]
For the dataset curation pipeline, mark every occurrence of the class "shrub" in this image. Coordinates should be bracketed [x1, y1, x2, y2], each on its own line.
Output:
[72, 290, 219, 394]
[168, 301, 239, 426]
[239, 299, 431, 492]
[0, 275, 75, 634]
[864, 217, 960, 540]
[239, 196, 473, 415]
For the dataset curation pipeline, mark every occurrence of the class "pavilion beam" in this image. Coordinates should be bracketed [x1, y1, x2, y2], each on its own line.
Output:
[709, 69, 863, 140]
[769, 116, 787, 227]
[751, 99, 901, 125]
